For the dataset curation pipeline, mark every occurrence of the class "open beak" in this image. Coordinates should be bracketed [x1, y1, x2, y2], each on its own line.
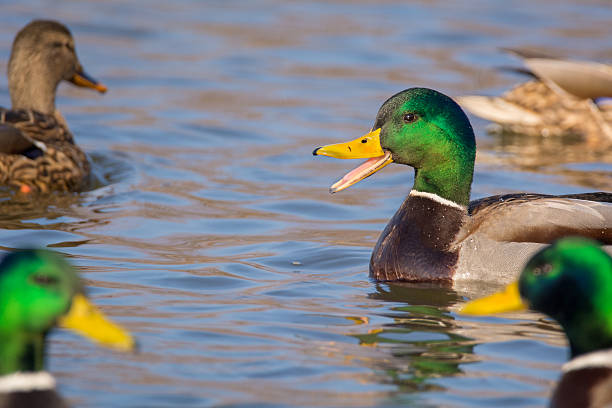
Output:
[460, 282, 527, 315]
[59, 293, 135, 352]
[70, 67, 107, 94]
[313, 128, 393, 193]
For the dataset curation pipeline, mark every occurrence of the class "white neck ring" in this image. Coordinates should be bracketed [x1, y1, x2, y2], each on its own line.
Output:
[409, 190, 466, 211]
[0, 371, 56, 393]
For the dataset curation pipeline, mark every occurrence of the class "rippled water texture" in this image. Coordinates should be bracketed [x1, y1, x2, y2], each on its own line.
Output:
[0, 1, 611, 407]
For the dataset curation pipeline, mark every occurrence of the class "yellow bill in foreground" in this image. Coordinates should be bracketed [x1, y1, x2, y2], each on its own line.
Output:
[460, 282, 527, 315]
[59, 293, 135, 352]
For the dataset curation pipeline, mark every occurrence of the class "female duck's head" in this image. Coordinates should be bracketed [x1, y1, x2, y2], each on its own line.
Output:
[314, 88, 476, 206]
[8, 20, 107, 114]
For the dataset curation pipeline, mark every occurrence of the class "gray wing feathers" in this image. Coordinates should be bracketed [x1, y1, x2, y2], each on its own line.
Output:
[452, 198, 612, 285]
[468, 198, 612, 244]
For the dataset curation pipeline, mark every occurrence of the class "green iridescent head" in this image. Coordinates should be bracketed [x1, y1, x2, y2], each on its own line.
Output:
[0, 249, 134, 375]
[462, 237, 612, 358]
[520, 238, 612, 357]
[375, 88, 476, 167]
[0, 250, 78, 338]
[314, 88, 476, 206]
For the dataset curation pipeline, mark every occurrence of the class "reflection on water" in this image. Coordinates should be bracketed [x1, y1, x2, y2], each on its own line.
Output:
[479, 131, 612, 190]
[357, 284, 472, 396]
[0, 0, 610, 407]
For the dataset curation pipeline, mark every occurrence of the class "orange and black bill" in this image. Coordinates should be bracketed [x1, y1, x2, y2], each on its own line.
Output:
[70, 67, 107, 93]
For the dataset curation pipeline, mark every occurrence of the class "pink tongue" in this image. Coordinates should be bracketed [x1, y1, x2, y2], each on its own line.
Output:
[330, 151, 392, 193]
[341, 157, 382, 183]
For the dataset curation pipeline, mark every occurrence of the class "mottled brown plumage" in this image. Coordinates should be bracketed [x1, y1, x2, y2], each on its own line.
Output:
[0, 109, 89, 192]
[0, 20, 106, 193]
[458, 50, 612, 141]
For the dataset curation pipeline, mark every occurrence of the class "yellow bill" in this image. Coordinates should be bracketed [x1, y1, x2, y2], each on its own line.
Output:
[70, 69, 107, 93]
[313, 128, 393, 193]
[460, 282, 527, 316]
[59, 293, 135, 352]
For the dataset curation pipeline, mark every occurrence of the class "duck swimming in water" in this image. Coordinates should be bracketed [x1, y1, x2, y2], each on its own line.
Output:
[458, 49, 612, 141]
[0, 20, 107, 193]
[313, 88, 612, 283]
[462, 237, 612, 408]
[0, 249, 134, 408]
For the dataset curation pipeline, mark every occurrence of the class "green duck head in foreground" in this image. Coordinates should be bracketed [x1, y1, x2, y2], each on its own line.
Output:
[462, 237, 612, 408]
[0, 249, 134, 405]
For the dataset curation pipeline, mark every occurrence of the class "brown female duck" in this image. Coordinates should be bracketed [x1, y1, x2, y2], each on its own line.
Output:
[458, 49, 612, 141]
[0, 20, 107, 193]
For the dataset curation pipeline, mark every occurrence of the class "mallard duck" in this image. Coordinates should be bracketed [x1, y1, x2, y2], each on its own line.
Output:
[458, 50, 612, 141]
[461, 237, 612, 408]
[313, 88, 612, 283]
[0, 20, 107, 193]
[0, 249, 134, 407]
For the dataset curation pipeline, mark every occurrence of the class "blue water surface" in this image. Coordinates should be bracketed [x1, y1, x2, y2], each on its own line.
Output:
[0, 1, 610, 406]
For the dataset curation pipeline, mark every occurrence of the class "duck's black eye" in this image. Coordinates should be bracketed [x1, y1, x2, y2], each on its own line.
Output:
[32, 275, 59, 286]
[51, 41, 63, 48]
[403, 113, 418, 123]
[532, 263, 553, 276]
